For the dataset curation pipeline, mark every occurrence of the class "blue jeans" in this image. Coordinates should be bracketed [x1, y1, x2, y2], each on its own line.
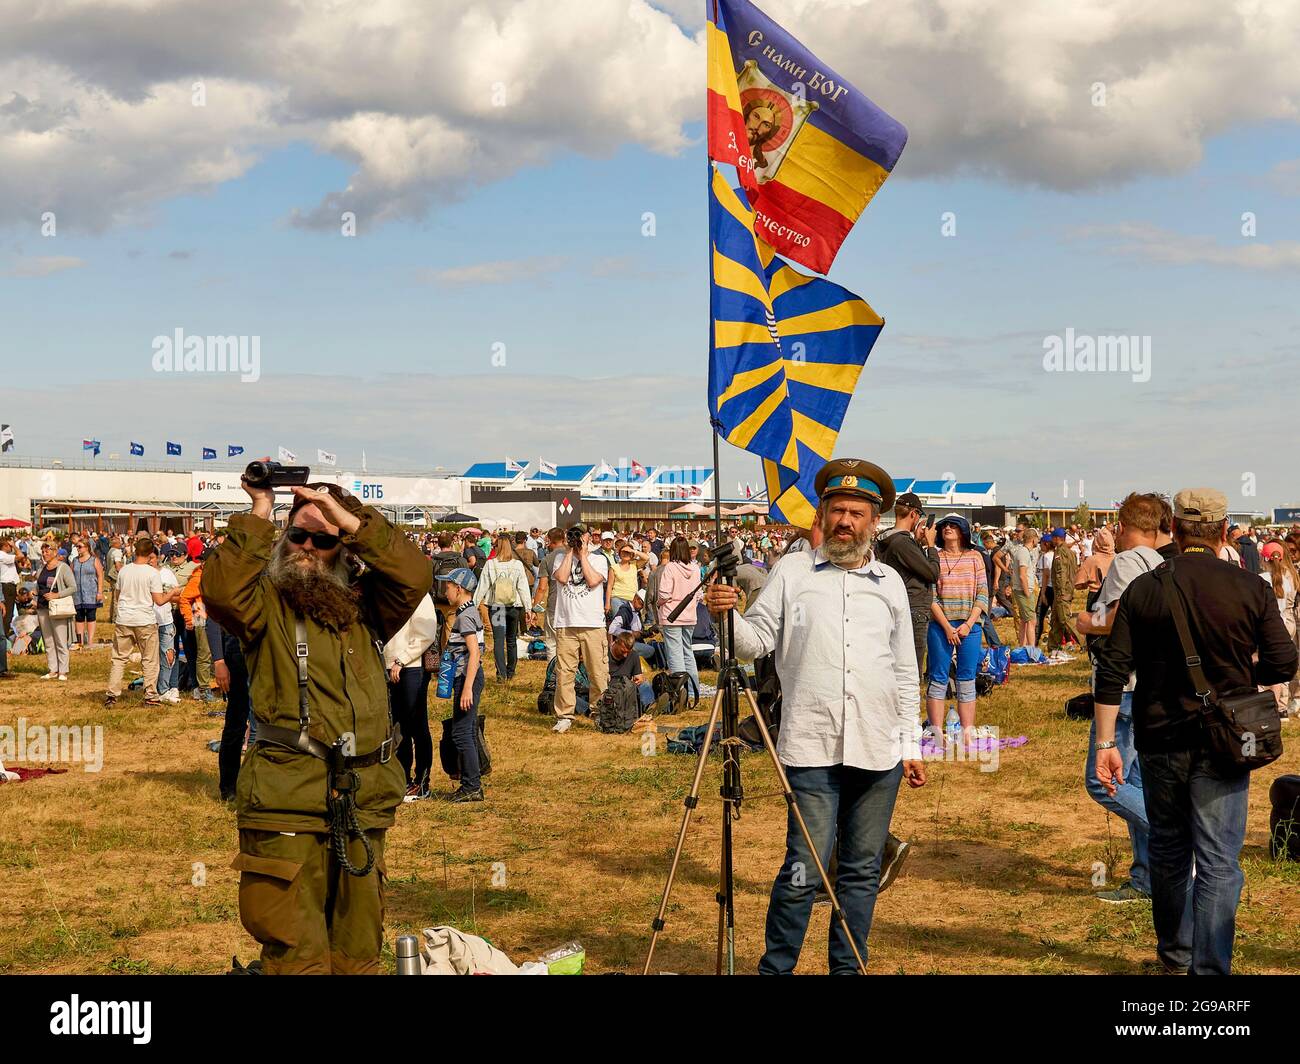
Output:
[1084, 693, 1150, 894]
[925, 620, 982, 702]
[157, 623, 180, 695]
[981, 614, 1002, 647]
[661, 625, 699, 686]
[450, 668, 484, 791]
[489, 606, 522, 680]
[760, 762, 903, 974]
[1139, 749, 1249, 975]
[634, 640, 665, 671]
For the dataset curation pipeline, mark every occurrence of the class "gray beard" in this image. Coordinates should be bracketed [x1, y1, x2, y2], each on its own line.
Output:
[821, 529, 872, 567]
[267, 541, 359, 630]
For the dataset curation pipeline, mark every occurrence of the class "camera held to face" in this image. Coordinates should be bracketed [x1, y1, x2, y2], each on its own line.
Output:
[243, 460, 312, 490]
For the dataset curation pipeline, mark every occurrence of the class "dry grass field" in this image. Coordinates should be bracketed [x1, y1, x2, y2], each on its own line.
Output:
[1, 621, 1297, 975]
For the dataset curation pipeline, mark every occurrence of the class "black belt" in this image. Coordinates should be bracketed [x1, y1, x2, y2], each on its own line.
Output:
[255, 722, 400, 768]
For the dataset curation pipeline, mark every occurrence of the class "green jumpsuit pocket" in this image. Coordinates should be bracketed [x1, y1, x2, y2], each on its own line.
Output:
[232, 853, 304, 949]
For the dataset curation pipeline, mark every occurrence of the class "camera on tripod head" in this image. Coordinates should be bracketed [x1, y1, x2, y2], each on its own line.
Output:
[243, 459, 311, 490]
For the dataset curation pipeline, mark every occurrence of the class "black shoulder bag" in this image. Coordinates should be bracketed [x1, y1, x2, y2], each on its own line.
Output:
[1157, 562, 1283, 773]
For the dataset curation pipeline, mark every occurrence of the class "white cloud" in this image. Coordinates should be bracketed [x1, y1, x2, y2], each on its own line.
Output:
[418, 255, 568, 285]
[4, 254, 85, 276]
[1, 0, 1298, 231]
[1068, 222, 1300, 270]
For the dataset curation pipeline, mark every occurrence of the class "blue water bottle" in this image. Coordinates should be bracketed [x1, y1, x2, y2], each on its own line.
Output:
[436, 650, 455, 699]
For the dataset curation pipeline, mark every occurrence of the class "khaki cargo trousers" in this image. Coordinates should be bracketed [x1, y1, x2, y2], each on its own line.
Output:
[233, 827, 387, 974]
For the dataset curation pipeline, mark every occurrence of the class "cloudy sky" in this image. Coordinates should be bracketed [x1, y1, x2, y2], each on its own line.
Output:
[2, 0, 1299, 509]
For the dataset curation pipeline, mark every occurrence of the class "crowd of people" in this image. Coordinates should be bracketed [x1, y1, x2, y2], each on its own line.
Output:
[2, 482, 1298, 977]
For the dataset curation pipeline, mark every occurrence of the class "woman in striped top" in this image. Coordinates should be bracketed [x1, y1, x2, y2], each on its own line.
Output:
[926, 513, 989, 740]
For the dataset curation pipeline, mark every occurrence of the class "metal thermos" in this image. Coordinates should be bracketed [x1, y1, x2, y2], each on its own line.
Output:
[395, 934, 422, 975]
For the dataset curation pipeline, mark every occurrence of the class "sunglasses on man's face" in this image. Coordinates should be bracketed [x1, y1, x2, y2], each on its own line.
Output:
[285, 526, 341, 550]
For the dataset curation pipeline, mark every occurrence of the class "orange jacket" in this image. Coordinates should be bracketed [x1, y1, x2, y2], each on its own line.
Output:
[179, 564, 205, 628]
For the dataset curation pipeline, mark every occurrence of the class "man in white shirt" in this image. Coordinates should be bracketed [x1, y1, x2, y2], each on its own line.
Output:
[549, 524, 610, 734]
[705, 458, 926, 975]
[105, 538, 171, 706]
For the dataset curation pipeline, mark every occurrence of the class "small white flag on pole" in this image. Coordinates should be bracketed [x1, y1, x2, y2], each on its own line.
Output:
[505, 457, 525, 473]
[362, 450, 367, 473]
[317, 449, 337, 467]
[597, 459, 615, 479]
[278, 446, 298, 463]
[539, 458, 557, 476]
[0, 424, 14, 452]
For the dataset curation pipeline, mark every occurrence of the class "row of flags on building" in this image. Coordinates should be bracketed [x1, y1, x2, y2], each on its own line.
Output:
[705, 0, 904, 527]
[76, 440, 341, 466]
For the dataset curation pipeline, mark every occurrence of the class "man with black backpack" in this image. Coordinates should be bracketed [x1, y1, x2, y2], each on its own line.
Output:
[430, 531, 465, 639]
[1094, 488, 1297, 974]
[875, 492, 938, 678]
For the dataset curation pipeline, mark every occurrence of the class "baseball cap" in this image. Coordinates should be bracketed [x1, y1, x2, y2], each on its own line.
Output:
[601, 530, 615, 541]
[1173, 488, 1228, 523]
[896, 491, 924, 511]
[436, 567, 478, 593]
[1261, 541, 1284, 561]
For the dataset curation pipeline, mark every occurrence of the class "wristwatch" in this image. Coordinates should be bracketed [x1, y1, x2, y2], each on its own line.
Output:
[1095, 740, 1117, 750]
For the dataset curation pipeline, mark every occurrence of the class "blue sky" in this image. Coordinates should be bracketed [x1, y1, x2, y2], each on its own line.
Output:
[2, 0, 1299, 510]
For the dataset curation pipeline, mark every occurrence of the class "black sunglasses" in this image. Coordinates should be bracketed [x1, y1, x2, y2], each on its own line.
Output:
[285, 526, 341, 550]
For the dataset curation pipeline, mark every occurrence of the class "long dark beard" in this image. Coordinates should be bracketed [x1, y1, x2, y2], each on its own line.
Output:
[268, 541, 360, 631]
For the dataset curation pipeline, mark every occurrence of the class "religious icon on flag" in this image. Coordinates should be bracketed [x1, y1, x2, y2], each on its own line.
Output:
[707, 0, 907, 274]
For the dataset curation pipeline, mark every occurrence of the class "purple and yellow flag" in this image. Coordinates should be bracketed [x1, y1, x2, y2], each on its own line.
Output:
[707, 0, 907, 275]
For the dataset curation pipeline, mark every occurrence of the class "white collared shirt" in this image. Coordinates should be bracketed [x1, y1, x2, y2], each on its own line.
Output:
[731, 547, 921, 770]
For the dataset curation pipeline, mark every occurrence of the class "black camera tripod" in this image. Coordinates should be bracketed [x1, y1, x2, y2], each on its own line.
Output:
[641, 555, 867, 975]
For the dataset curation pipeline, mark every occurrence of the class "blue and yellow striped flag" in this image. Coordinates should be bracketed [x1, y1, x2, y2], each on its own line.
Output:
[708, 162, 883, 528]
[709, 162, 793, 469]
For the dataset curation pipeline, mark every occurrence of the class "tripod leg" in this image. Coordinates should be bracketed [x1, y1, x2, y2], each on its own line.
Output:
[739, 686, 869, 975]
[642, 688, 725, 975]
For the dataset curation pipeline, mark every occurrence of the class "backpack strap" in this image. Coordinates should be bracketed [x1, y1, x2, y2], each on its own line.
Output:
[1155, 561, 1215, 708]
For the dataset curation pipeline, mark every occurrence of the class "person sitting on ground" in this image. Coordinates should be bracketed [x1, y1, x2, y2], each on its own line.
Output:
[608, 629, 653, 711]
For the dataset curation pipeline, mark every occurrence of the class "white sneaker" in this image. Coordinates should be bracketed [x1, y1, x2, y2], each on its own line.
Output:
[162, 689, 181, 704]
[57, 675, 67, 682]
[552, 718, 572, 734]
[40, 672, 56, 680]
